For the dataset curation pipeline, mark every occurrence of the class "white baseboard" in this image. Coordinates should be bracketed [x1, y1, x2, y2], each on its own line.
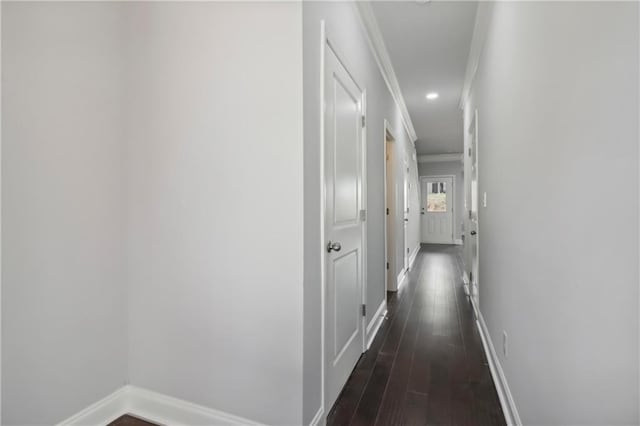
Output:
[126, 386, 265, 425]
[454, 238, 463, 245]
[366, 299, 387, 349]
[408, 245, 420, 269]
[57, 386, 129, 426]
[58, 385, 265, 426]
[471, 298, 522, 426]
[396, 269, 408, 291]
[309, 406, 325, 426]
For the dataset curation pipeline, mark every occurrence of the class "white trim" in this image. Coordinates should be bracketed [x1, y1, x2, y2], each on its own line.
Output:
[459, 2, 495, 109]
[360, 88, 369, 352]
[365, 300, 387, 349]
[408, 245, 419, 270]
[57, 386, 266, 426]
[318, 19, 327, 421]
[638, 0, 640, 414]
[396, 268, 408, 291]
[462, 272, 470, 296]
[309, 407, 325, 426]
[417, 153, 463, 164]
[352, 2, 417, 143]
[57, 387, 129, 426]
[454, 238, 463, 245]
[471, 299, 522, 426]
[127, 386, 265, 426]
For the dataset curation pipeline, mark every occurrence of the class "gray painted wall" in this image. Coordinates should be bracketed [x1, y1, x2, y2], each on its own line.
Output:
[418, 161, 464, 241]
[464, 2, 639, 423]
[124, 3, 304, 425]
[303, 3, 420, 423]
[3, 3, 305, 425]
[2, 3, 127, 424]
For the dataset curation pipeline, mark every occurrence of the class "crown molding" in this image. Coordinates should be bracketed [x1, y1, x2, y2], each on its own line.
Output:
[459, 2, 495, 109]
[353, 2, 418, 143]
[417, 153, 463, 164]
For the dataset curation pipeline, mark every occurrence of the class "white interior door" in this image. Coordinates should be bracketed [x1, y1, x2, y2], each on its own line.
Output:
[469, 111, 479, 303]
[324, 43, 364, 411]
[421, 176, 454, 244]
[403, 164, 410, 270]
[385, 137, 395, 290]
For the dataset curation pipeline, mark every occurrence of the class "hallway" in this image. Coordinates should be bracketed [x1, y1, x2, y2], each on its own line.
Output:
[327, 245, 505, 426]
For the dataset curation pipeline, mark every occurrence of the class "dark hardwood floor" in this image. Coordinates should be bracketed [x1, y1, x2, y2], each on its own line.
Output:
[108, 415, 157, 426]
[327, 244, 505, 426]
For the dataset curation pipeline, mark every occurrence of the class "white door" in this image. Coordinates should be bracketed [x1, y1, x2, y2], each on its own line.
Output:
[324, 43, 364, 411]
[421, 176, 454, 244]
[403, 164, 410, 270]
[468, 110, 479, 303]
[385, 137, 395, 290]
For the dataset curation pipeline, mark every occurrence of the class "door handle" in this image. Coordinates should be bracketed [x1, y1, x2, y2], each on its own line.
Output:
[470, 231, 477, 236]
[327, 241, 342, 253]
[404, 218, 409, 222]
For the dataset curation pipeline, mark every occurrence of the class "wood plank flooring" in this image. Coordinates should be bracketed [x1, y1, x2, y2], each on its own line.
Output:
[107, 415, 157, 426]
[327, 244, 505, 426]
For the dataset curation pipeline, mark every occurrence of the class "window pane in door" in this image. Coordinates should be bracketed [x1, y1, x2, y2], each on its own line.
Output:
[427, 182, 447, 212]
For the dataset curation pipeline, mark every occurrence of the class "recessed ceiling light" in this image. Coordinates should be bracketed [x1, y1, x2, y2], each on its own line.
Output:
[426, 92, 439, 100]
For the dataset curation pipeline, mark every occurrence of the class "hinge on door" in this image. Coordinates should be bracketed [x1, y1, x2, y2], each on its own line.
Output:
[386, 262, 389, 270]
[468, 147, 472, 157]
[361, 116, 366, 127]
[360, 209, 366, 221]
[407, 247, 410, 254]
[386, 208, 389, 215]
[361, 304, 366, 317]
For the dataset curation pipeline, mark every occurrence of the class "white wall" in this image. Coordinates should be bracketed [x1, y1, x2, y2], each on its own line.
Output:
[3, 3, 305, 425]
[124, 3, 304, 425]
[302, 3, 420, 423]
[418, 161, 464, 241]
[464, 2, 639, 423]
[2, 3, 128, 424]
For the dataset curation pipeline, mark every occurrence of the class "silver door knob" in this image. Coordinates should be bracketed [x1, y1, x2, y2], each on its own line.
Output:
[470, 230, 477, 236]
[327, 241, 342, 253]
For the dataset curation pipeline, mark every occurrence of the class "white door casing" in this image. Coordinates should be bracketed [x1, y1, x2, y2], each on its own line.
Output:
[421, 176, 454, 244]
[323, 40, 365, 412]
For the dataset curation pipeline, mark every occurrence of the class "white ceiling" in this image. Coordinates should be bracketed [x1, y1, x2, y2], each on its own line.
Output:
[371, 1, 478, 155]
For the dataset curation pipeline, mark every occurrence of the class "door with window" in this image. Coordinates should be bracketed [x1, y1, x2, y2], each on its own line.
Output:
[421, 176, 454, 244]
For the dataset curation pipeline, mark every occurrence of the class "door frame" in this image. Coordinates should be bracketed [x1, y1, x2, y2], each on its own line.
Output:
[319, 22, 368, 417]
[420, 174, 456, 244]
[383, 120, 394, 293]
